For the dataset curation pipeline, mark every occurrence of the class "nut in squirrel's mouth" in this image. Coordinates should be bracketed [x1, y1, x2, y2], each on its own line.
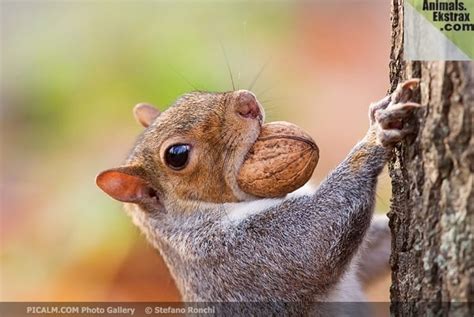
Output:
[237, 121, 319, 198]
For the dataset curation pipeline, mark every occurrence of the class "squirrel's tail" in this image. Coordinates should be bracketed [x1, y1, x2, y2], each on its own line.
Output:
[357, 214, 391, 286]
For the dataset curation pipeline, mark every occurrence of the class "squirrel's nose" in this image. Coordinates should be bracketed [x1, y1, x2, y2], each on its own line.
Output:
[235, 90, 263, 121]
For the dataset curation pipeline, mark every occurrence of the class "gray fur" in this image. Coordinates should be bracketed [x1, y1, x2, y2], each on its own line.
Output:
[126, 140, 388, 314]
[102, 81, 420, 316]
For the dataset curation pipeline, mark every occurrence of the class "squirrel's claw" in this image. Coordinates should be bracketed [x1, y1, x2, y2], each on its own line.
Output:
[401, 78, 420, 89]
[369, 95, 391, 124]
[391, 78, 420, 104]
[368, 79, 421, 125]
[376, 102, 423, 129]
[370, 79, 423, 147]
[377, 126, 415, 147]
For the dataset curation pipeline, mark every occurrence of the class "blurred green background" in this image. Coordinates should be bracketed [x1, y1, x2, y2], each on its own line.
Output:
[1, 0, 392, 301]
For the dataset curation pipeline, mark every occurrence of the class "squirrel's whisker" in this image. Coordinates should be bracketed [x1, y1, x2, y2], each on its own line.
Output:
[220, 41, 235, 91]
[256, 80, 281, 99]
[168, 63, 200, 91]
[248, 59, 270, 92]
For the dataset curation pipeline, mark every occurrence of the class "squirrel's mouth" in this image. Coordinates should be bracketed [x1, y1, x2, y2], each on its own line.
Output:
[223, 123, 263, 202]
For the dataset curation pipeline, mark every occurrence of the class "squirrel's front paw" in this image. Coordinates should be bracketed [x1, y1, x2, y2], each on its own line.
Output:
[369, 79, 422, 147]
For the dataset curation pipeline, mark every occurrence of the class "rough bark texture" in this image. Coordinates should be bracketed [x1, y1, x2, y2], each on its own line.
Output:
[388, 0, 473, 315]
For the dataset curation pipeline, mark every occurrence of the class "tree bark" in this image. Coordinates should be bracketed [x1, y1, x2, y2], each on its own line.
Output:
[388, 0, 473, 315]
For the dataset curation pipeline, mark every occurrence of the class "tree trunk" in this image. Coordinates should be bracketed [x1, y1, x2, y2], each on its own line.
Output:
[388, 0, 473, 315]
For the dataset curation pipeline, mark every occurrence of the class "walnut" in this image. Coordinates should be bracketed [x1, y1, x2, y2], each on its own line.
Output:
[238, 121, 319, 198]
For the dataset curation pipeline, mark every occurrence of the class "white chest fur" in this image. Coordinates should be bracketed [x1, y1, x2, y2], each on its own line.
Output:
[222, 183, 315, 225]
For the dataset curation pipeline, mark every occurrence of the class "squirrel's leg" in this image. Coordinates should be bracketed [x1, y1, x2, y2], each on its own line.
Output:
[225, 80, 421, 300]
[352, 81, 422, 286]
[356, 214, 391, 286]
[310, 79, 421, 289]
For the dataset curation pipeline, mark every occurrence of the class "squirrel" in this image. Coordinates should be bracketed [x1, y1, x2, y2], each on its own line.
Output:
[96, 79, 421, 315]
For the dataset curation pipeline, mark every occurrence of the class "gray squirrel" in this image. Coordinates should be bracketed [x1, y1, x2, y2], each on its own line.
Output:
[96, 79, 421, 315]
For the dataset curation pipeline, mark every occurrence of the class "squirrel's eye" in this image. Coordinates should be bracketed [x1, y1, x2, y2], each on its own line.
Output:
[165, 144, 191, 170]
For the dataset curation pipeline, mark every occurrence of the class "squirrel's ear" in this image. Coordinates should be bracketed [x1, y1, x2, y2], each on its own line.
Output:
[96, 166, 157, 204]
[133, 103, 160, 127]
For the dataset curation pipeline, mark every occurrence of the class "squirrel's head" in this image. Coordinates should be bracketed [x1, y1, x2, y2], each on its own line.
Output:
[96, 90, 264, 213]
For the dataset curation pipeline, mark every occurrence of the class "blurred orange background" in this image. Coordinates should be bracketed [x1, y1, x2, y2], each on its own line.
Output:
[1, 0, 391, 303]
